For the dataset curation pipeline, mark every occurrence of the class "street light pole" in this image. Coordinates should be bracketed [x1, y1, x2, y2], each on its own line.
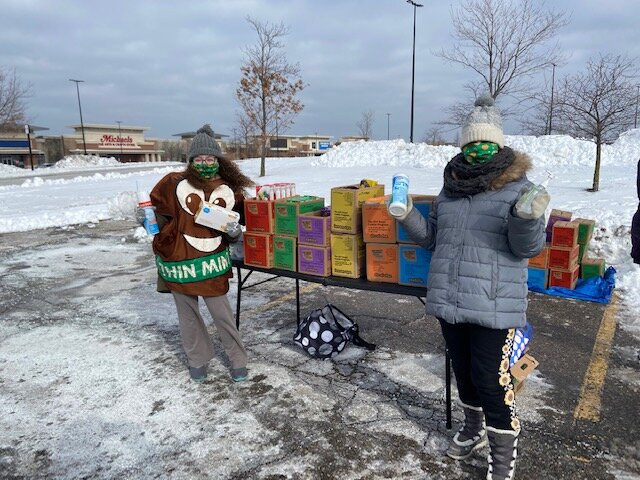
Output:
[386, 113, 391, 140]
[116, 121, 123, 161]
[275, 111, 279, 158]
[634, 85, 639, 129]
[547, 63, 557, 135]
[407, 0, 423, 143]
[69, 79, 87, 155]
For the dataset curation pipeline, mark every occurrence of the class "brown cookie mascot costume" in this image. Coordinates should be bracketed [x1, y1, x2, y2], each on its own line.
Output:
[150, 124, 254, 382]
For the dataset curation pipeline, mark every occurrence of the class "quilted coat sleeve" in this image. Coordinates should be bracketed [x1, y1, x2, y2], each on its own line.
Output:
[397, 201, 438, 250]
[507, 207, 545, 258]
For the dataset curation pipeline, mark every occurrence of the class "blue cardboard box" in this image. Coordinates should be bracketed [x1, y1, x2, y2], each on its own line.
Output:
[398, 244, 432, 287]
[527, 267, 548, 290]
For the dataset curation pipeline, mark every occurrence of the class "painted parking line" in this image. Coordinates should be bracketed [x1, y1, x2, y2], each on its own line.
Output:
[573, 293, 619, 423]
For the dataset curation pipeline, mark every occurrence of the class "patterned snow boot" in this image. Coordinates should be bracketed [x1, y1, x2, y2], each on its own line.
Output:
[486, 427, 519, 480]
[446, 404, 488, 460]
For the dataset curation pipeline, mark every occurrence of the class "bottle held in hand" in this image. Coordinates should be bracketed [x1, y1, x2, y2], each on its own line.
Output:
[514, 171, 552, 219]
[388, 173, 410, 217]
[137, 191, 159, 235]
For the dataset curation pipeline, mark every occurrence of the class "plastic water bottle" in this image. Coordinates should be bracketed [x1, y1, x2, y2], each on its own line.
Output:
[515, 171, 553, 217]
[138, 190, 159, 235]
[389, 173, 410, 217]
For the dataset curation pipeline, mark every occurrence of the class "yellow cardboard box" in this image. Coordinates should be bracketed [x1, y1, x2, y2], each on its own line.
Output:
[331, 183, 384, 234]
[330, 233, 365, 278]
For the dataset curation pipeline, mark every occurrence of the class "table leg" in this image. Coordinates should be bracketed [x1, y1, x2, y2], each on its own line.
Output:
[296, 278, 300, 324]
[445, 348, 452, 429]
[235, 266, 242, 329]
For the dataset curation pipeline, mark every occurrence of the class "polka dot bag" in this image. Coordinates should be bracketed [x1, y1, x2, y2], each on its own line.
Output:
[294, 304, 376, 359]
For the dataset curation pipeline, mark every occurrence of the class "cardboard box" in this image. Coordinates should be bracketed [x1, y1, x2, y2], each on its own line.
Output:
[549, 265, 580, 289]
[551, 221, 579, 248]
[546, 209, 572, 243]
[527, 267, 549, 290]
[331, 183, 385, 234]
[548, 244, 579, 270]
[366, 243, 399, 283]
[362, 196, 396, 243]
[331, 233, 365, 278]
[275, 195, 325, 236]
[574, 218, 595, 245]
[581, 257, 606, 280]
[397, 195, 436, 243]
[297, 209, 331, 247]
[298, 245, 332, 277]
[273, 235, 297, 271]
[398, 244, 432, 287]
[528, 244, 550, 269]
[243, 232, 273, 268]
[511, 353, 539, 394]
[244, 198, 276, 233]
[578, 243, 588, 263]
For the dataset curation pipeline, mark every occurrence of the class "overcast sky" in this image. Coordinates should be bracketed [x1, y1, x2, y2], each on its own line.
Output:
[2, 0, 639, 142]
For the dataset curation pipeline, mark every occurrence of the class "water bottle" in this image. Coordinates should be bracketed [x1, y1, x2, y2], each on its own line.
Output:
[389, 173, 410, 217]
[138, 190, 160, 235]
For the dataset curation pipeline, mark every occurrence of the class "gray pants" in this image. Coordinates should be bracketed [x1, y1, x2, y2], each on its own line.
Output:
[171, 292, 248, 370]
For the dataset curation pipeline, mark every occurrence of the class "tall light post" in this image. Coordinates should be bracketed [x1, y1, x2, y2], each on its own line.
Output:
[547, 63, 557, 135]
[634, 85, 639, 129]
[69, 79, 87, 155]
[275, 110, 279, 158]
[407, 0, 423, 143]
[116, 120, 123, 161]
[386, 113, 391, 140]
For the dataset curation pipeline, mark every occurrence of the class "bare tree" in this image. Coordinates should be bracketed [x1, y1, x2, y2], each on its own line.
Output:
[236, 17, 306, 177]
[423, 126, 447, 145]
[554, 54, 638, 192]
[0, 67, 31, 129]
[235, 112, 257, 159]
[436, 0, 568, 124]
[356, 110, 375, 139]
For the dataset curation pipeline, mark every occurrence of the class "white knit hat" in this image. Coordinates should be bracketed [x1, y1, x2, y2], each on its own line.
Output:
[459, 94, 505, 148]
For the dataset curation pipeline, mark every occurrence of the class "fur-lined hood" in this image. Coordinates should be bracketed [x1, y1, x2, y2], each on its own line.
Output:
[489, 150, 532, 190]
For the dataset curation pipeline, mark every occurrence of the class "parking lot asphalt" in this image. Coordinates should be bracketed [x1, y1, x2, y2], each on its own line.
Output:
[0, 220, 638, 479]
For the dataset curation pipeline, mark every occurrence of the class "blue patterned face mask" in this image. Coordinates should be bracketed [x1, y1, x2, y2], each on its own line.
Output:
[462, 141, 499, 165]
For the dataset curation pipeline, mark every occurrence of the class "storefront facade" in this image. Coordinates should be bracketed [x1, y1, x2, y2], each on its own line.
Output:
[0, 131, 45, 168]
[64, 123, 164, 162]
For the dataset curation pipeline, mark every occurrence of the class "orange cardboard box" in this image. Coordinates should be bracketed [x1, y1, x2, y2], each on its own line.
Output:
[528, 244, 550, 269]
[551, 221, 579, 247]
[366, 243, 399, 283]
[244, 198, 276, 233]
[548, 244, 579, 270]
[243, 232, 273, 268]
[362, 195, 396, 243]
[549, 265, 579, 289]
[546, 209, 573, 243]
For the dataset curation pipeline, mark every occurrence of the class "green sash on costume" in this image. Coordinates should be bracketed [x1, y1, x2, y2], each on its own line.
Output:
[156, 249, 231, 283]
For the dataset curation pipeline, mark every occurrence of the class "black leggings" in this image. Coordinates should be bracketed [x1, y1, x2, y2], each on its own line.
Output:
[439, 319, 520, 431]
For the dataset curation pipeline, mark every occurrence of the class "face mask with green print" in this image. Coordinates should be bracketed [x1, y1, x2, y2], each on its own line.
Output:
[462, 142, 499, 165]
[193, 162, 219, 178]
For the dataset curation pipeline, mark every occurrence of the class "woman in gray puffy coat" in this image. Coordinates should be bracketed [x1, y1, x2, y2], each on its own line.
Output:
[390, 95, 548, 480]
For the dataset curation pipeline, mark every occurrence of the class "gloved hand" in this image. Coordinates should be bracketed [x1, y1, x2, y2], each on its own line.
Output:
[387, 195, 414, 221]
[224, 221, 243, 239]
[514, 185, 550, 220]
[135, 207, 147, 225]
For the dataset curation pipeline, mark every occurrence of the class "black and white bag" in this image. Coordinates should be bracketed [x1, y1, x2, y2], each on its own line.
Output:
[293, 304, 376, 359]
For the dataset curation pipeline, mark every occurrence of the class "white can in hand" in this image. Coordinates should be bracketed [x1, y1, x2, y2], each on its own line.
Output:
[389, 173, 410, 217]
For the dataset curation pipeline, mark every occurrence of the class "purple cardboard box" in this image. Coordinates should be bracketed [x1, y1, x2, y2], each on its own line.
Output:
[297, 209, 331, 247]
[298, 245, 331, 277]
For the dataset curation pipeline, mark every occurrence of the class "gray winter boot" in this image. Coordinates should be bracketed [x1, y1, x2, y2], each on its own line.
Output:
[446, 404, 488, 460]
[486, 428, 519, 480]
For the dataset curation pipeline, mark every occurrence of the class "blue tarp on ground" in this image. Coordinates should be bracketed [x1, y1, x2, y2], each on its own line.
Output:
[528, 266, 616, 304]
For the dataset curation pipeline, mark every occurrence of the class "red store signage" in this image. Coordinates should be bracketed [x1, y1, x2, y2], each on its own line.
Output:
[100, 134, 135, 146]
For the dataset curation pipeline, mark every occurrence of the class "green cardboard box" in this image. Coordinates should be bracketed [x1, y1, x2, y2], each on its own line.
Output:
[581, 257, 605, 280]
[275, 195, 325, 236]
[273, 235, 297, 271]
[574, 218, 595, 245]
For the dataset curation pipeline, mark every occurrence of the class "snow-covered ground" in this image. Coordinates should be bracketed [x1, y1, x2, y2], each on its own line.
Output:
[1, 132, 638, 335]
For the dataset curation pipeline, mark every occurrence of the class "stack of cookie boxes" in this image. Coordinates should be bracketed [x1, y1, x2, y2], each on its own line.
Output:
[361, 194, 435, 286]
[243, 188, 325, 270]
[527, 209, 605, 289]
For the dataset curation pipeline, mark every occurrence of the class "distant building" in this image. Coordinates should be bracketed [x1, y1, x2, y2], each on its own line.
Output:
[337, 135, 368, 144]
[257, 134, 333, 157]
[0, 127, 45, 168]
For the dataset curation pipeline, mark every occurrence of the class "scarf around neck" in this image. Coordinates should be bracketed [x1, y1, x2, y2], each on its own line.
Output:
[443, 146, 516, 197]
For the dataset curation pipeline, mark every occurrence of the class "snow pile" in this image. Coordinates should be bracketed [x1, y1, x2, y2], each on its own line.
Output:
[0, 163, 24, 175]
[54, 154, 121, 168]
